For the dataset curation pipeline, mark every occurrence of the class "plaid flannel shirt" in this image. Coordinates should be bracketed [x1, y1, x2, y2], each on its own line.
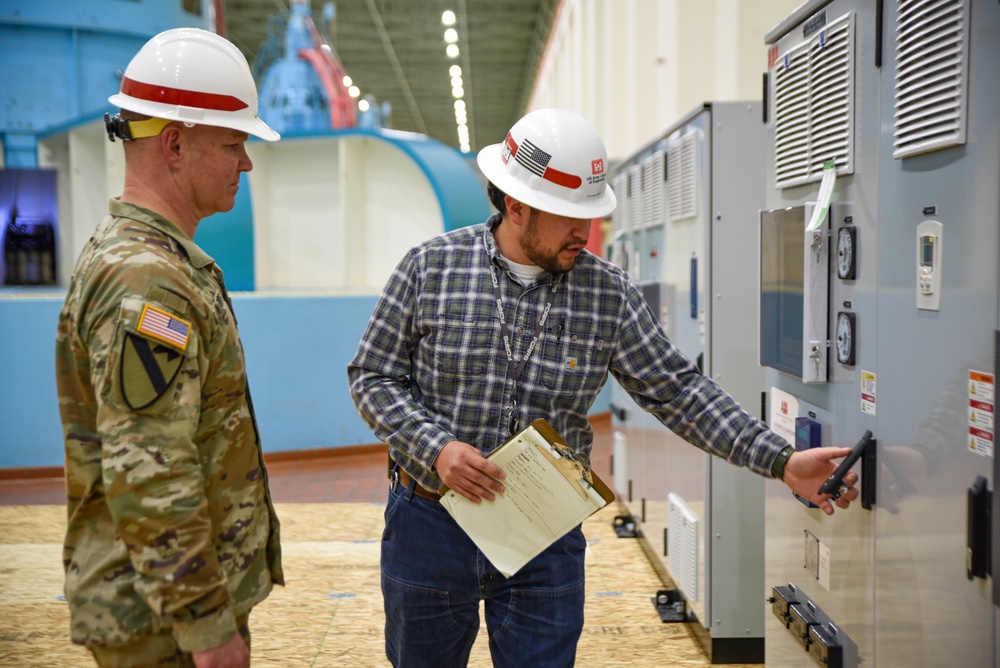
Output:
[348, 215, 792, 493]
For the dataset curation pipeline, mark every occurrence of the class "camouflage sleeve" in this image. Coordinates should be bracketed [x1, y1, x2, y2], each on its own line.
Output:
[87, 278, 238, 652]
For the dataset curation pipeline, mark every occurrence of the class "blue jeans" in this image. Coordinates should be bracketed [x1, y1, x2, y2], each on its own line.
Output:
[381, 478, 586, 668]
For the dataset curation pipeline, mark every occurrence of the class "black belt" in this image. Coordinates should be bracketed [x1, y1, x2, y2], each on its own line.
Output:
[394, 466, 443, 503]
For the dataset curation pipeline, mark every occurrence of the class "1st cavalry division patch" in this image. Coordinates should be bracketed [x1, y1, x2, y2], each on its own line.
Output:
[121, 306, 192, 410]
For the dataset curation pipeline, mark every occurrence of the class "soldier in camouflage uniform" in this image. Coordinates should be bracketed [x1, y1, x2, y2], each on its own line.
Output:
[55, 29, 283, 668]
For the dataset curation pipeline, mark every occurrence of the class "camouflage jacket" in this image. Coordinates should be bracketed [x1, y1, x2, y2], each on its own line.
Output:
[55, 199, 283, 652]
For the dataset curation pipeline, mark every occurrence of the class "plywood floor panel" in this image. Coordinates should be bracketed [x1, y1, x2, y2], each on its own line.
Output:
[0, 503, 757, 667]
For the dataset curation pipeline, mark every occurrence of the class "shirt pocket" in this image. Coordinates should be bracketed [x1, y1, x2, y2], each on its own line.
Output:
[431, 316, 495, 380]
[538, 325, 605, 394]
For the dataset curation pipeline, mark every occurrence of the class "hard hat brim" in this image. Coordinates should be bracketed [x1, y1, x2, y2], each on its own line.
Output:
[477, 141, 617, 220]
[108, 93, 280, 142]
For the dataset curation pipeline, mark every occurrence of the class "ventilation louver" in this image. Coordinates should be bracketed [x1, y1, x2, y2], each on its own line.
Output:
[892, 0, 969, 159]
[667, 132, 699, 220]
[774, 41, 811, 187]
[611, 172, 629, 236]
[627, 165, 643, 232]
[668, 493, 700, 602]
[772, 12, 855, 189]
[640, 151, 666, 228]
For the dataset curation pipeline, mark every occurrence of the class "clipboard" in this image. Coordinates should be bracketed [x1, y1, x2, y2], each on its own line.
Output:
[439, 419, 615, 577]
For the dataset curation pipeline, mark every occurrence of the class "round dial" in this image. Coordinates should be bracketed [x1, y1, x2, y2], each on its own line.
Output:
[836, 311, 856, 365]
[837, 226, 857, 280]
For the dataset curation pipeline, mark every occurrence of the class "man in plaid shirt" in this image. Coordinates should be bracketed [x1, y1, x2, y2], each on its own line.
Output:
[348, 108, 859, 668]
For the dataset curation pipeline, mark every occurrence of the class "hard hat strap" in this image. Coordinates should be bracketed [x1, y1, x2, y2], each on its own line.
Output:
[104, 113, 172, 142]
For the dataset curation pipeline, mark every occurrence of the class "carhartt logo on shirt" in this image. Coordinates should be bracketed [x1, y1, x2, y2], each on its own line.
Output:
[566, 357, 578, 370]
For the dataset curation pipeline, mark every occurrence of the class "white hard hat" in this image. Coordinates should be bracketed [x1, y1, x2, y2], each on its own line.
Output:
[109, 28, 279, 142]
[477, 108, 616, 219]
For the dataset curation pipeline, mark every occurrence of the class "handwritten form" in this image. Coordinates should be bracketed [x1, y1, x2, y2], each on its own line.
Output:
[440, 424, 608, 577]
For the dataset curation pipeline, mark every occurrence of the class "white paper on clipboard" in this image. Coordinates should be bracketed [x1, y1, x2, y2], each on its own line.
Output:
[439, 420, 612, 577]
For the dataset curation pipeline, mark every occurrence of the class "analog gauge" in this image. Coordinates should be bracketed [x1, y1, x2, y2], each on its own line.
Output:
[837, 226, 857, 280]
[836, 311, 856, 365]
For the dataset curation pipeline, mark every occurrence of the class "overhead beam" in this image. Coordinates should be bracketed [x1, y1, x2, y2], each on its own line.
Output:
[364, 0, 427, 134]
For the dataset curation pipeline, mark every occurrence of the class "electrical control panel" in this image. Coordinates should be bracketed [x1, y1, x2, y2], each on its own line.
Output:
[762, 0, 999, 666]
[610, 102, 769, 664]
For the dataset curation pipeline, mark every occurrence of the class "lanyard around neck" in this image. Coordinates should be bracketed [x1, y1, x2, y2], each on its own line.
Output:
[487, 261, 560, 385]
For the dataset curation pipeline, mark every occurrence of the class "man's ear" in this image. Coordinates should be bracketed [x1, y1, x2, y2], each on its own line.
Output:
[506, 195, 527, 226]
[159, 124, 185, 170]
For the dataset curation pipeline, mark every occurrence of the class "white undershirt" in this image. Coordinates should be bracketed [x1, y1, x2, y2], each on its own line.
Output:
[500, 254, 545, 286]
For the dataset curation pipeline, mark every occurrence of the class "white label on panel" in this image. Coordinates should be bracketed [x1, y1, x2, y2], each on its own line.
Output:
[968, 370, 995, 457]
[804, 530, 820, 580]
[769, 387, 799, 444]
[817, 540, 831, 591]
[861, 370, 876, 416]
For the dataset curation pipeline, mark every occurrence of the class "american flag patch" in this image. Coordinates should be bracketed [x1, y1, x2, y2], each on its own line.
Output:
[137, 304, 191, 351]
[515, 138, 552, 177]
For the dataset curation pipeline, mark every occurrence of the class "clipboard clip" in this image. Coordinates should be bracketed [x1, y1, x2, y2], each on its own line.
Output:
[518, 418, 615, 505]
[551, 441, 593, 482]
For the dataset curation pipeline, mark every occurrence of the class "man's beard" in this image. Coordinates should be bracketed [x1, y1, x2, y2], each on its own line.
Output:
[520, 208, 584, 274]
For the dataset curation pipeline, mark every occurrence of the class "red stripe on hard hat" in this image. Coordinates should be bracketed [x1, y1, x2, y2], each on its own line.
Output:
[505, 133, 518, 154]
[506, 135, 583, 190]
[121, 76, 249, 112]
[542, 167, 582, 189]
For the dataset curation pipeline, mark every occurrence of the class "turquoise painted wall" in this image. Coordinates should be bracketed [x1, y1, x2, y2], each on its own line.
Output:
[0, 293, 612, 469]
[193, 174, 256, 291]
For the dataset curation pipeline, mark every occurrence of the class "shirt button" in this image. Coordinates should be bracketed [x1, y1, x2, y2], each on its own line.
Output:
[571, 334, 579, 342]
[517, 326, 525, 335]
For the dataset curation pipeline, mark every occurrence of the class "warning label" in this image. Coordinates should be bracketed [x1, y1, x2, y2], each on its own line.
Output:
[860, 370, 876, 416]
[968, 370, 995, 457]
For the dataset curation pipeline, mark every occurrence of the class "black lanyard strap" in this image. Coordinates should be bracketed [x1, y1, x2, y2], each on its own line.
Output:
[488, 259, 561, 434]
[488, 262, 560, 383]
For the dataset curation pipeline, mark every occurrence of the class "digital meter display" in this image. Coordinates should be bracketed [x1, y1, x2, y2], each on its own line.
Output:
[920, 235, 935, 267]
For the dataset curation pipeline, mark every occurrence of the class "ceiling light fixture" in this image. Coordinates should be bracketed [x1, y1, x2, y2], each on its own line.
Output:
[444, 11, 469, 152]
[348, 85, 360, 98]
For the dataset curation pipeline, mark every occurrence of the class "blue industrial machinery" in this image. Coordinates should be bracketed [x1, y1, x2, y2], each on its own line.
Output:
[256, 0, 364, 136]
[0, 0, 211, 168]
[0, 0, 213, 288]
